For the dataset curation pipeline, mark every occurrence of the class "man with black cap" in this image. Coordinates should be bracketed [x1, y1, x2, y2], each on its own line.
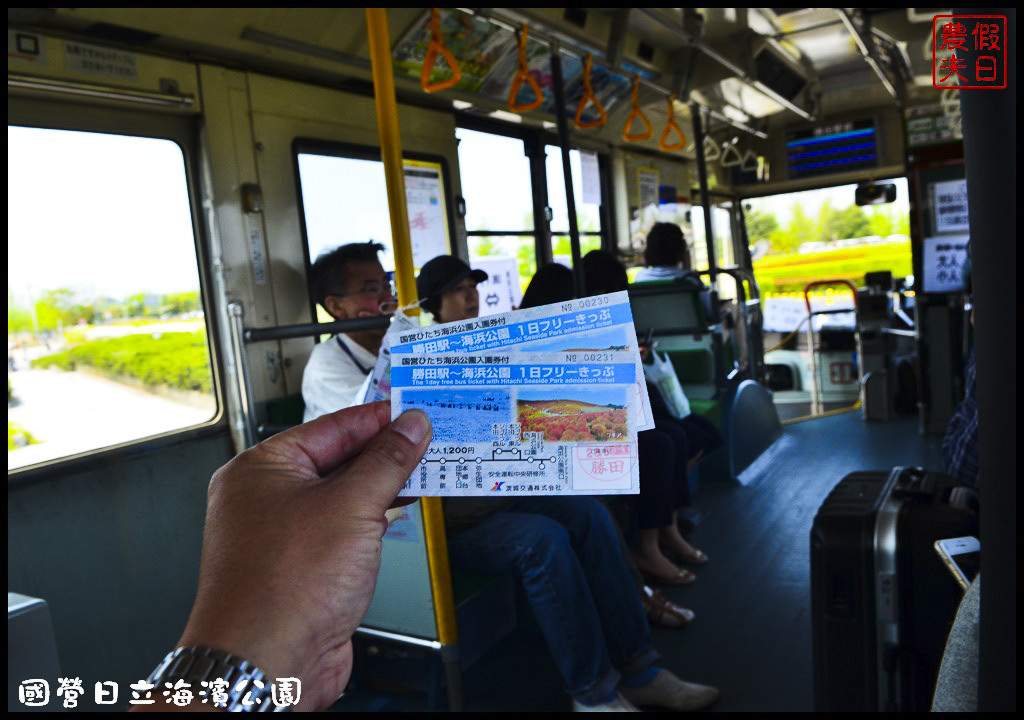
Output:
[416, 254, 488, 324]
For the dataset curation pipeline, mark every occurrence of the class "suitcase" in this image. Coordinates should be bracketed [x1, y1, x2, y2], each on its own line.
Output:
[810, 466, 978, 712]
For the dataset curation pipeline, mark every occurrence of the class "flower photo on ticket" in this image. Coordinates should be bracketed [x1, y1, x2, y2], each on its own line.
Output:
[391, 351, 640, 496]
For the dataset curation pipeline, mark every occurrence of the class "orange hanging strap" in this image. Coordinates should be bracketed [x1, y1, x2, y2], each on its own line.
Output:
[574, 54, 607, 129]
[508, 25, 544, 113]
[659, 94, 687, 152]
[622, 75, 652, 142]
[421, 8, 462, 93]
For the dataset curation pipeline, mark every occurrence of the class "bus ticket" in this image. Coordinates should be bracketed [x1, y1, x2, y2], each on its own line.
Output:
[387, 291, 653, 430]
[391, 351, 640, 496]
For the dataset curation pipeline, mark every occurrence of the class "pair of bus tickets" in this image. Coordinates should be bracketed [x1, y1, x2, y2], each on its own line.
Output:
[382, 291, 652, 497]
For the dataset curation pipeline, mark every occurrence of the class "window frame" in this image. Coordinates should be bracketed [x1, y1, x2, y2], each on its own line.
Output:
[455, 115, 613, 276]
[7, 97, 225, 484]
[291, 138, 457, 326]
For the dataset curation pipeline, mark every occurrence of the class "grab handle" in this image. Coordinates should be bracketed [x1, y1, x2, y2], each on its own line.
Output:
[421, 8, 462, 93]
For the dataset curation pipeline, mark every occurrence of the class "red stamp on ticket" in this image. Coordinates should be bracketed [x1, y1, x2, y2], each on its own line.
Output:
[933, 15, 1007, 90]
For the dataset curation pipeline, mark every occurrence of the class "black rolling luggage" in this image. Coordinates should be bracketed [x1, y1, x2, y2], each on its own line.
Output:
[810, 466, 978, 712]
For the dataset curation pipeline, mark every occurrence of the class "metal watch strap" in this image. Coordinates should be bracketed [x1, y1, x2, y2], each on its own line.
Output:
[146, 646, 290, 712]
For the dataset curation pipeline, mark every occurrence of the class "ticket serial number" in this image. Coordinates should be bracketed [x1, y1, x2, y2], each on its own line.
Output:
[561, 296, 610, 311]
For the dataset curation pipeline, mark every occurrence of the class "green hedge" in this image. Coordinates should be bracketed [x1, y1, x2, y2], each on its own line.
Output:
[8, 422, 38, 451]
[32, 331, 213, 394]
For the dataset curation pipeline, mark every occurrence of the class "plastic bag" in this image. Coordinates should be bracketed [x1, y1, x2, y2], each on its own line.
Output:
[643, 350, 690, 419]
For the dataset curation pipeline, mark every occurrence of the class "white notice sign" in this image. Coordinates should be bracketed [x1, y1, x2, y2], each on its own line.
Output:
[932, 179, 969, 233]
[581, 150, 601, 205]
[922, 234, 970, 293]
[636, 167, 660, 210]
[469, 257, 523, 316]
[404, 161, 450, 268]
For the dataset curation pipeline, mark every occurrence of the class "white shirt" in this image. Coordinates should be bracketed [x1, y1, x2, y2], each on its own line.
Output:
[634, 266, 688, 282]
[301, 333, 378, 422]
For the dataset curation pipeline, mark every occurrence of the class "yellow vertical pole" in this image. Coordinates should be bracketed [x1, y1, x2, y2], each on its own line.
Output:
[364, 8, 460, 654]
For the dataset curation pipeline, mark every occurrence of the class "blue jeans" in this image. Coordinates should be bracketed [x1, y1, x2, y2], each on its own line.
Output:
[446, 497, 658, 705]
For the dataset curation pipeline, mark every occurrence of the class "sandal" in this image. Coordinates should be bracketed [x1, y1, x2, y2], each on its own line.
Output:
[661, 544, 709, 565]
[633, 554, 697, 585]
[642, 586, 695, 628]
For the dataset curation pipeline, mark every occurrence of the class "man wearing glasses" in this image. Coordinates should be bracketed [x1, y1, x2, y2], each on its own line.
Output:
[302, 242, 396, 421]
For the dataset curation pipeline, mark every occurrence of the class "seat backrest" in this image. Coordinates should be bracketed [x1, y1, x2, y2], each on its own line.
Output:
[628, 278, 710, 336]
[630, 278, 722, 400]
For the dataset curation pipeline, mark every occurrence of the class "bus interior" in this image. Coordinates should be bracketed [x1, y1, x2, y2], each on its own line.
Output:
[7, 7, 1015, 712]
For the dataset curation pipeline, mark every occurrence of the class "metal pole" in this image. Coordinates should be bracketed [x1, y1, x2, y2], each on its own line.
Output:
[228, 302, 257, 448]
[549, 48, 586, 296]
[365, 9, 416, 308]
[690, 103, 717, 286]
[365, 9, 463, 711]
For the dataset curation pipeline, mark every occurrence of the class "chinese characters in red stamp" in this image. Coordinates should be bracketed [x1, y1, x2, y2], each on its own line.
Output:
[933, 15, 1007, 89]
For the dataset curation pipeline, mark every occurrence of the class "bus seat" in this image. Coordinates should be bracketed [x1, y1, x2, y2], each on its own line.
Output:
[698, 379, 782, 486]
[266, 393, 305, 425]
[8, 593, 62, 711]
[629, 278, 711, 332]
[451, 570, 517, 670]
[258, 394, 306, 440]
[666, 348, 715, 384]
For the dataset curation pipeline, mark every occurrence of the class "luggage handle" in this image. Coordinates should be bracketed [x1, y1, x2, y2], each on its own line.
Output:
[890, 466, 936, 500]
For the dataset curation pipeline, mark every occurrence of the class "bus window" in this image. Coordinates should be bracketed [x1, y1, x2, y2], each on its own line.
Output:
[690, 202, 739, 301]
[546, 146, 603, 264]
[296, 148, 453, 323]
[456, 127, 536, 293]
[7, 126, 216, 471]
[745, 179, 912, 331]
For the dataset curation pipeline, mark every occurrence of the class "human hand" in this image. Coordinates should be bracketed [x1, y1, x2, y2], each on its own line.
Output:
[166, 402, 430, 711]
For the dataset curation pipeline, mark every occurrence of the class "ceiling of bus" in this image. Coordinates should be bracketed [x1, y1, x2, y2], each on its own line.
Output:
[10, 7, 946, 154]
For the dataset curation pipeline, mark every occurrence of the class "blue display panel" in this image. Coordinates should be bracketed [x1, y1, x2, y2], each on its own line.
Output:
[785, 119, 878, 180]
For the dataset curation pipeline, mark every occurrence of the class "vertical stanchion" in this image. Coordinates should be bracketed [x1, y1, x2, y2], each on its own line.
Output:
[364, 8, 463, 711]
[549, 48, 586, 296]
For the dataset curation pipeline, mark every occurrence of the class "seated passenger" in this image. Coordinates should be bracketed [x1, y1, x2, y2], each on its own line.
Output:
[519, 262, 574, 309]
[520, 262, 697, 625]
[584, 250, 720, 584]
[635, 224, 714, 324]
[418, 256, 720, 710]
[635, 223, 700, 284]
[942, 347, 979, 487]
[301, 242, 395, 419]
[416, 254, 487, 324]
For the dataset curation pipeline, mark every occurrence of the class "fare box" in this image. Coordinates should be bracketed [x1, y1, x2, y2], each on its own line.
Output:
[391, 351, 640, 497]
[387, 291, 654, 430]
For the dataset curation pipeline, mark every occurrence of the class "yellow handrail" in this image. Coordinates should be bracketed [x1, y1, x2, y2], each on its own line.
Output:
[365, 7, 459, 649]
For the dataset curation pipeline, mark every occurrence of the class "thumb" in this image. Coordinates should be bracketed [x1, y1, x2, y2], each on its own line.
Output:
[334, 410, 431, 510]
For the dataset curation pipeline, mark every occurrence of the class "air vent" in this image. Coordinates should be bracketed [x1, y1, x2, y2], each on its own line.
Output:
[754, 48, 807, 102]
[564, 8, 588, 29]
[84, 22, 160, 45]
[637, 41, 655, 63]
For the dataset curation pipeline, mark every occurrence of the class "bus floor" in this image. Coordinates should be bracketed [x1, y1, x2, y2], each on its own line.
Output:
[334, 411, 944, 712]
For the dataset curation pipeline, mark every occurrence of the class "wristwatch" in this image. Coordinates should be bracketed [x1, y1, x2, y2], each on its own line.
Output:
[145, 646, 291, 712]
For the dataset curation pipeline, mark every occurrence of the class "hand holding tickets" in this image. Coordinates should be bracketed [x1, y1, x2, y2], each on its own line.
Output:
[388, 292, 651, 496]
